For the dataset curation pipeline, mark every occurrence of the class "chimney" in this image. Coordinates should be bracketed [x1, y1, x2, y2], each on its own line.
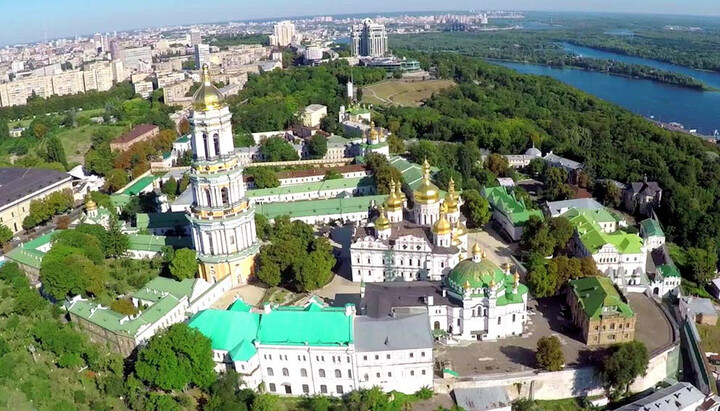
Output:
[263, 302, 272, 314]
[345, 303, 356, 316]
[427, 295, 434, 306]
[442, 288, 447, 297]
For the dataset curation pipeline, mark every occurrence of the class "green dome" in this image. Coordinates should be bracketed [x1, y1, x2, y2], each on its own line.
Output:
[447, 258, 505, 294]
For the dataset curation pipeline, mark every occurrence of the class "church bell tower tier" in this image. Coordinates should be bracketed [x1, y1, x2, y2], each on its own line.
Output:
[188, 64, 259, 286]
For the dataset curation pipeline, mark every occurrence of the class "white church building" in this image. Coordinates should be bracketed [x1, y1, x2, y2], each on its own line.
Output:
[351, 161, 468, 282]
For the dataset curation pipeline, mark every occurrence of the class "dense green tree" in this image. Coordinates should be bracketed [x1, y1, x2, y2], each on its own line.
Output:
[53, 230, 105, 264]
[0, 224, 13, 245]
[0, 118, 10, 141]
[45, 136, 68, 169]
[526, 257, 556, 298]
[234, 133, 255, 147]
[542, 167, 573, 201]
[106, 218, 129, 258]
[206, 370, 251, 411]
[104, 169, 129, 192]
[248, 167, 280, 189]
[41, 250, 104, 300]
[536, 336, 565, 371]
[250, 393, 279, 411]
[307, 134, 328, 159]
[407, 140, 439, 165]
[600, 341, 649, 395]
[527, 158, 546, 177]
[594, 180, 622, 208]
[295, 238, 336, 291]
[255, 214, 273, 241]
[259, 136, 300, 162]
[685, 247, 718, 285]
[486, 153, 510, 177]
[134, 323, 216, 391]
[548, 217, 574, 253]
[521, 216, 555, 257]
[162, 176, 178, 198]
[460, 189, 491, 228]
[169, 249, 198, 281]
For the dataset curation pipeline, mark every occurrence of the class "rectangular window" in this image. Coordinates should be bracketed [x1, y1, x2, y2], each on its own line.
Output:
[284, 385, 292, 394]
[269, 383, 276, 392]
[410, 353, 414, 358]
[410, 370, 415, 376]
[320, 385, 327, 394]
[302, 384, 309, 394]
[422, 370, 426, 375]
[337, 385, 344, 395]
[363, 355, 367, 361]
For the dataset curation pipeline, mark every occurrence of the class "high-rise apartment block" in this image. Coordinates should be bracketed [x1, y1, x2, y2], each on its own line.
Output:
[271, 21, 296, 47]
[189, 29, 202, 47]
[195, 44, 211, 70]
[351, 19, 388, 57]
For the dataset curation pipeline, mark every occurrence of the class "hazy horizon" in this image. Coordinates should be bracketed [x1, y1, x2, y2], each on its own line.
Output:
[3, 0, 720, 46]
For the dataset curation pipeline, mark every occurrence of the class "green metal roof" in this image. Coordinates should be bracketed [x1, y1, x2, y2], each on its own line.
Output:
[111, 193, 132, 209]
[24, 231, 59, 249]
[569, 276, 635, 320]
[175, 135, 191, 144]
[389, 156, 429, 190]
[446, 257, 528, 303]
[640, 218, 664, 237]
[228, 299, 253, 312]
[257, 300, 354, 346]
[481, 186, 543, 226]
[658, 264, 681, 278]
[136, 212, 190, 230]
[121, 176, 156, 196]
[68, 294, 181, 336]
[127, 234, 193, 253]
[246, 176, 374, 198]
[5, 230, 61, 270]
[188, 308, 260, 361]
[255, 195, 386, 220]
[563, 209, 644, 255]
[132, 277, 198, 302]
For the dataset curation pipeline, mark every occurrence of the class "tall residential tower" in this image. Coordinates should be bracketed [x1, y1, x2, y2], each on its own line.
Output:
[351, 19, 388, 57]
[188, 65, 259, 286]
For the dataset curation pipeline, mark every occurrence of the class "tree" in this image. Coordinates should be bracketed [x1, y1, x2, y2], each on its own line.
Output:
[234, 133, 255, 147]
[594, 180, 622, 208]
[548, 217, 574, 253]
[542, 167, 572, 201]
[0, 225, 13, 246]
[259, 137, 299, 162]
[104, 169, 129, 192]
[460, 189, 491, 228]
[41, 250, 103, 300]
[106, 217, 129, 257]
[250, 393, 279, 411]
[256, 250, 282, 287]
[307, 134, 328, 159]
[686, 247, 718, 285]
[0, 118, 10, 141]
[162, 176, 178, 198]
[407, 141, 439, 165]
[110, 299, 138, 315]
[178, 117, 190, 135]
[324, 170, 342, 180]
[206, 370, 250, 411]
[486, 153, 510, 177]
[521, 216, 554, 257]
[249, 167, 280, 189]
[536, 336, 565, 371]
[600, 341, 649, 394]
[295, 239, 336, 291]
[255, 214, 272, 241]
[45, 136, 68, 169]
[527, 158, 546, 177]
[169, 249, 198, 281]
[134, 323, 216, 391]
[526, 258, 556, 298]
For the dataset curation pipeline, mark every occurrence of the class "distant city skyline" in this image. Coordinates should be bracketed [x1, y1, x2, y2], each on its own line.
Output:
[3, 0, 720, 46]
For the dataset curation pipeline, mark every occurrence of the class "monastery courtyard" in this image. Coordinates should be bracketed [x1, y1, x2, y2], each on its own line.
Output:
[436, 293, 672, 376]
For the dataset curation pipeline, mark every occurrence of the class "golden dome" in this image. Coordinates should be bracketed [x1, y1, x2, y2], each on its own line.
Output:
[193, 64, 225, 111]
[85, 199, 97, 210]
[513, 269, 520, 284]
[432, 206, 452, 236]
[455, 220, 467, 238]
[452, 228, 462, 246]
[489, 278, 496, 288]
[444, 178, 459, 211]
[385, 180, 404, 211]
[369, 121, 380, 141]
[413, 159, 440, 205]
[471, 243, 482, 257]
[374, 206, 391, 231]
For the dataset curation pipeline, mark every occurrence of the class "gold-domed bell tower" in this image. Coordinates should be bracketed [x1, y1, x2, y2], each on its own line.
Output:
[187, 64, 260, 286]
[384, 179, 404, 223]
[413, 159, 441, 226]
[374, 205, 392, 240]
[432, 202, 453, 248]
[444, 178, 461, 223]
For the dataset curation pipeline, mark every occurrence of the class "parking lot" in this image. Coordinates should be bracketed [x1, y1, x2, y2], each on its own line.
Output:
[436, 293, 672, 376]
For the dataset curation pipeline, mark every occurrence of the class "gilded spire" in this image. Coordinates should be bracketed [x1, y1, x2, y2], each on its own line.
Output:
[384, 179, 404, 211]
[374, 205, 391, 231]
[193, 64, 225, 111]
[413, 158, 440, 205]
[432, 202, 452, 236]
[471, 243, 482, 261]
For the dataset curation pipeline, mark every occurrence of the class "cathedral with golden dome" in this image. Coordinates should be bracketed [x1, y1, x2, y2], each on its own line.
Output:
[350, 159, 468, 282]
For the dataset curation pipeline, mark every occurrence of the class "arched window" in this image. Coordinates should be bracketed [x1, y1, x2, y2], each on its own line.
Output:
[266, 367, 274, 376]
[433, 321, 440, 330]
[204, 189, 212, 207]
[334, 369, 341, 378]
[213, 133, 221, 157]
[300, 368, 308, 377]
[319, 369, 326, 378]
[202, 133, 209, 157]
[221, 187, 229, 206]
[282, 368, 289, 377]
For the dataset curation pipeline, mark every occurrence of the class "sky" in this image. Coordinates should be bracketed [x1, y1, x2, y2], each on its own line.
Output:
[2, 0, 720, 45]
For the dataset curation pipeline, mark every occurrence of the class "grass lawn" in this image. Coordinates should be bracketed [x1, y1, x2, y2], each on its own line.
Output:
[57, 124, 126, 164]
[697, 322, 720, 353]
[361, 79, 455, 107]
[534, 398, 593, 411]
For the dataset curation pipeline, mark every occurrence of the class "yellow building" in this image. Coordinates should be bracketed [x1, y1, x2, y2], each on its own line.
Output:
[0, 168, 73, 234]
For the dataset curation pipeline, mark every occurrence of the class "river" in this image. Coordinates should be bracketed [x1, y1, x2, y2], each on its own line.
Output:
[493, 49, 720, 134]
